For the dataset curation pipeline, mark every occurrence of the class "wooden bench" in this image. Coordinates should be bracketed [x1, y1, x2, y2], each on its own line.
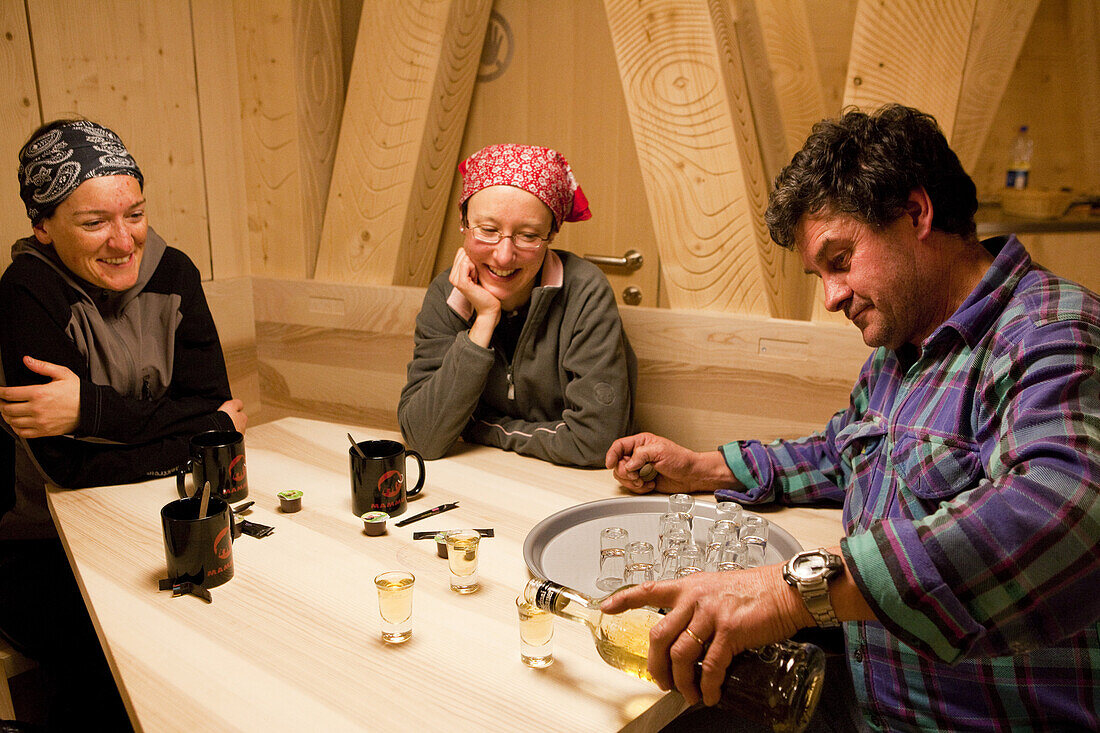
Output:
[251, 277, 870, 447]
[0, 637, 36, 720]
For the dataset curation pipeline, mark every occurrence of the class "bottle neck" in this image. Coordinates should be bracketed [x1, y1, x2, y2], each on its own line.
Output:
[527, 580, 602, 630]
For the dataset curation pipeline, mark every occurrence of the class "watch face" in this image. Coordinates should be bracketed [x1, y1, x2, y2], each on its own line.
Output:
[794, 553, 827, 580]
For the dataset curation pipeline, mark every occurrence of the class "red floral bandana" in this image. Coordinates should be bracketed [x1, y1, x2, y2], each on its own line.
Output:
[459, 144, 591, 227]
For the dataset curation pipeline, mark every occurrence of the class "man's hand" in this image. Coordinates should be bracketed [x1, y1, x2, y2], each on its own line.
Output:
[600, 568, 809, 707]
[218, 398, 247, 434]
[0, 356, 81, 438]
[449, 247, 501, 348]
[605, 433, 736, 495]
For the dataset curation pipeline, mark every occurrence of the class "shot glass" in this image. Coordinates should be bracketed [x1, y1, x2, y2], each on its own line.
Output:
[516, 595, 554, 668]
[659, 526, 692, 556]
[716, 539, 748, 571]
[596, 527, 630, 592]
[668, 494, 695, 525]
[659, 546, 682, 580]
[715, 501, 744, 529]
[446, 529, 481, 594]
[676, 544, 704, 575]
[374, 570, 415, 643]
[740, 515, 769, 567]
[625, 541, 656, 584]
[705, 521, 737, 571]
[658, 512, 691, 542]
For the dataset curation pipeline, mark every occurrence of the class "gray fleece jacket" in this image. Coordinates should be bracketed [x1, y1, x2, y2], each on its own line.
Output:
[398, 249, 636, 467]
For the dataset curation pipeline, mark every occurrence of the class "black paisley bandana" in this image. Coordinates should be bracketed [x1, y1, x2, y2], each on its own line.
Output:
[18, 119, 144, 221]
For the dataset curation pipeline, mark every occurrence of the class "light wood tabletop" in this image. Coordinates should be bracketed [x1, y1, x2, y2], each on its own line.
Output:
[46, 417, 845, 732]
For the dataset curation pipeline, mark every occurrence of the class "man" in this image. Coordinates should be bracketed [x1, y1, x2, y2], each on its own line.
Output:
[605, 105, 1100, 731]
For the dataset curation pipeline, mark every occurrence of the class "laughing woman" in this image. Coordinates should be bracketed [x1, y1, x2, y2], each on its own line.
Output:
[398, 144, 636, 467]
[0, 119, 244, 730]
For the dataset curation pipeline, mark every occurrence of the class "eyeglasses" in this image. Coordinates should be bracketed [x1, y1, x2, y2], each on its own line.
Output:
[462, 224, 550, 252]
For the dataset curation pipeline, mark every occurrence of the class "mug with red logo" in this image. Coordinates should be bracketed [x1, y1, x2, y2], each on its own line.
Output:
[177, 430, 248, 503]
[161, 495, 241, 589]
[350, 439, 425, 517]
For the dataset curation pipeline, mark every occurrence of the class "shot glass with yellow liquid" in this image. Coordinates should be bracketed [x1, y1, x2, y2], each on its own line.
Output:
[445, 529, 481, 594]
[516, 595, 554, 668]
[374, 571, 415, 643]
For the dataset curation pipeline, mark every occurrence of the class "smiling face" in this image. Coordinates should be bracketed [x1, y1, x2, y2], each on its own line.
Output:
[795, 209, 940, 350]
[463, 185, 553, 312]
[33, 175, 147, 291]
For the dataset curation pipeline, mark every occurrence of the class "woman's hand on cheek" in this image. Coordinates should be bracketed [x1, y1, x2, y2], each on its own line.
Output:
[450, 247, 501, 347]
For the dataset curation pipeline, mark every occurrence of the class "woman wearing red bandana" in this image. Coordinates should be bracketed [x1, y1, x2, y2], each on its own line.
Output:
[399, 144, 636, 467]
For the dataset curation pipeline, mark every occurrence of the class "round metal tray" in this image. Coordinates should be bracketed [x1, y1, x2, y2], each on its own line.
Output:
[523, 495, 803, 597]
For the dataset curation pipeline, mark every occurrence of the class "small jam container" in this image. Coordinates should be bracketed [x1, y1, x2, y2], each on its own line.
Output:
[361, 511, 389, 536]
[277, 490, 303, 513]
[434, 532, 449, 558]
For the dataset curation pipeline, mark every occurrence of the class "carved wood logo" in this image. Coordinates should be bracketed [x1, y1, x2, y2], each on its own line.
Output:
[477, 10, 513, 82]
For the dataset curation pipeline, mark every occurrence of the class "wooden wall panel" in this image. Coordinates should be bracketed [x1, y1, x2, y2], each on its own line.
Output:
[0, 0, 39, 272]
[313, 0, 491, 286]
[235, 0, 342, 279]
[192, 0, 252, 280]
[803, 0, 858, 116]
[843, 0, 975, 139]
[604, 0, 811, 319]
[27, 0, 213, 278]
[1067, 0, 1100, 195]
[205, 278, 262, 416]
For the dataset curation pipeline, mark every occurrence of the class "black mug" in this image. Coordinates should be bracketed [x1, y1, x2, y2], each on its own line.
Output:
[161, 495, 240, 589]
[177, 430, 248, 503]
[350, 440, 425, 517]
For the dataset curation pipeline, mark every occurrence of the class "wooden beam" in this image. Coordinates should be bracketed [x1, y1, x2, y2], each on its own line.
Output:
[0, 0, 39, 272]
[603, 0, 812, 318]
[27, 0, 213, 278]
[950, 0, 1039, 171]
[234, 0, 343, 278]
[843, 0, 976, 139]
[313, 0, 492, 286]
[192, 0, 252, 280]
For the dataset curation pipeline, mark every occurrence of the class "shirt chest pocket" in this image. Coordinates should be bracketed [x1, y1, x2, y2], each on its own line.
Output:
[835, 417, 887, 475]
[892, 432, 984, 500]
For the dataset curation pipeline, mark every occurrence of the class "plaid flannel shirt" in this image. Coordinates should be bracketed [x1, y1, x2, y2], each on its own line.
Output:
[718, 236, 1100, 731]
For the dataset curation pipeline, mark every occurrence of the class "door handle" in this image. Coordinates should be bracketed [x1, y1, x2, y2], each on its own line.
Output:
[582, 249, 644, 271]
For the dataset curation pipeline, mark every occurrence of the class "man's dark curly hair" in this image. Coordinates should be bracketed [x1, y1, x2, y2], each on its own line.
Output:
[765, 104, 978, 250]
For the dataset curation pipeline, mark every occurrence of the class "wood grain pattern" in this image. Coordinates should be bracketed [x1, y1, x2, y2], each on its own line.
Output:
[750, 0, 828, 162]
[234, 0, 309, 277]
[949, 0, 1039, 171]
[27, 0, 213, 277]
[604, 0, 809, 318]
[192, 0, 252, 280]
[252, 277, 868, 451]
[292, 0, 344, 277]
[313, 0, 491, 286]
[843, 0, 976, 138]
[0, 0, 39, 272]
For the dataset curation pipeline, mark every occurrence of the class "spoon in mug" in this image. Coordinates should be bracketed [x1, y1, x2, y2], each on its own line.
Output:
[347, 433, 367, 459]
[198, 480, 211, 520]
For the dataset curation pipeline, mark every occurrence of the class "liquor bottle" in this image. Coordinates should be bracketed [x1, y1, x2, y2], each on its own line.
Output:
[524, 578, 825, 733]
[1005, 125, 1033, 190]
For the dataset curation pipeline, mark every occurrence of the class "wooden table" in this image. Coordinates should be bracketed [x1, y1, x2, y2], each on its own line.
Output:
[46, 417, 844, 732]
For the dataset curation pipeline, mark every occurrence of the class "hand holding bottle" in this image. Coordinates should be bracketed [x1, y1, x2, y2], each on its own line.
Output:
[600, 567, 809, 707]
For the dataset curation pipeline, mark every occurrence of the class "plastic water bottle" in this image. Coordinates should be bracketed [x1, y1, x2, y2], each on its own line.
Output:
[1005, 125, 1032, 190]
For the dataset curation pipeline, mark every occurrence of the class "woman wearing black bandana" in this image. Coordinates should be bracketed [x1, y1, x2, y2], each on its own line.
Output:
[0, 119, 245, 729]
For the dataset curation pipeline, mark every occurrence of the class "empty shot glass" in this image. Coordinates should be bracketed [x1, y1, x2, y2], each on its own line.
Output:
[374, 570, 415, 643]
[740, 515, 770, 567]
[677, 544, 704, 575]
[625, 541, 656, 584]
[715, 501, 744, 529]
[446, 529, 481, 594]
[596, 527, 630, 592]
[516, 594, 554, 668]
[668, 494, 695, 526]
[716, 539, 748, 571]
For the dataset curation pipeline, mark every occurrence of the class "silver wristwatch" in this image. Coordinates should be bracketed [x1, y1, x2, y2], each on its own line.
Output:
[783, 548, 843, 628]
